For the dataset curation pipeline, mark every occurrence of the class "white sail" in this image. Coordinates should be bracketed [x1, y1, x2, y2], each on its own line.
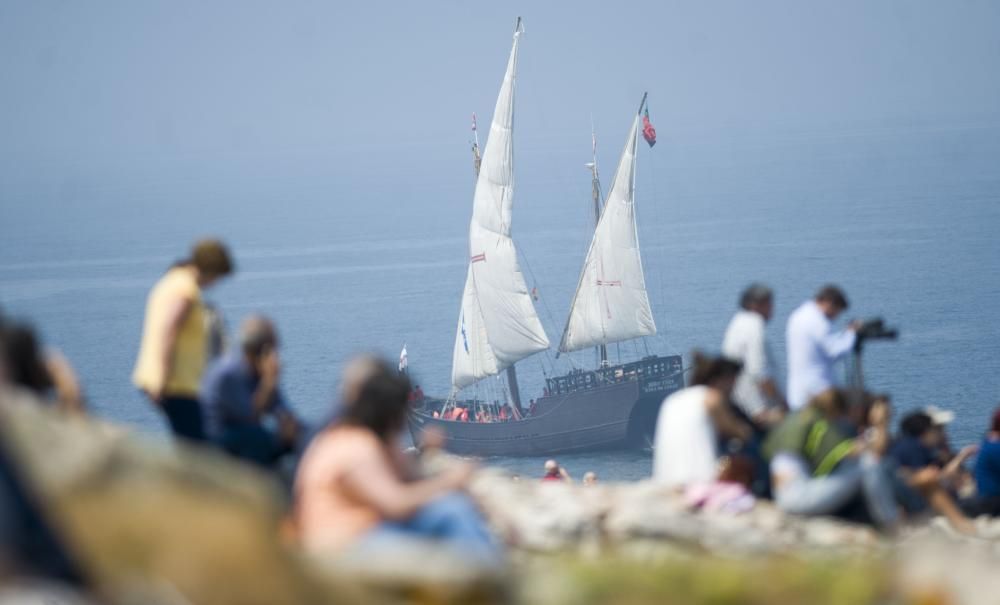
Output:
[451, 22, 549, 390]
[558, 111, 656, 353]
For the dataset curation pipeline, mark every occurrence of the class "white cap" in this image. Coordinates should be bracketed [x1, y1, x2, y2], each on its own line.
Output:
[924, 405, 955, 426]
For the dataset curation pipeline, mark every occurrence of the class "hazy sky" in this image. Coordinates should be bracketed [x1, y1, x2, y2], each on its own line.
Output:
[1, 0, 999, 192]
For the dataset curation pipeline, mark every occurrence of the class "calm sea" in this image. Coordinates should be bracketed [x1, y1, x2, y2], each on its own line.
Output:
[2, 124, 998, 481]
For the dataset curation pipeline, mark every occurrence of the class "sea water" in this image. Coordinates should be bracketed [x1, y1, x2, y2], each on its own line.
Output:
[1, 125, 998, 481]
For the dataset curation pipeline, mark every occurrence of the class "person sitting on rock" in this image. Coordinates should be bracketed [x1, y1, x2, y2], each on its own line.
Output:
[293, 355, 501, 564]
[971, 406, 1000, 516]
[200, 315, 303, 468]
[653, 352, 754, 488]
[0, 314, 85, 415]
[762, 389, 900, 531]
[889, 410, 976, 534]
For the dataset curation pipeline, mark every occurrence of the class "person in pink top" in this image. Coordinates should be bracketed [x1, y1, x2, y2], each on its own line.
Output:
[293, 356, 500, 563]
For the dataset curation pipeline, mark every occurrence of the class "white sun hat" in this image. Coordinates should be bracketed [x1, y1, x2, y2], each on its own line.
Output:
[923, 405, 955, 426]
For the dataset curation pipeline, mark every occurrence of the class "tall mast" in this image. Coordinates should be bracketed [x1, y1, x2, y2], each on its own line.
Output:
[557, 92, 657, 356]
[587, 120, 608, 366]
[471, 112, 482, 179]
[471, 96, 523, 413]
[505, 16, 525, 413]
[452, 15, 547, 396]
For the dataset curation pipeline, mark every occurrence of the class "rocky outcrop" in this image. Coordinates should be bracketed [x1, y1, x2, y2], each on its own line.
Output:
[3, 387, 1000, 604]
[0, 387, 349, 604]
[473, 471, 881, 555]
[468, 462, 1000, 555]
[469, 471, 881, 556]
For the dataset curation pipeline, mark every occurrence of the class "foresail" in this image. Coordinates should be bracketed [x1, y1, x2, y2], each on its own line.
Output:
[559, 112, 656, 353]
[451, 20, 549, 390]
[452, 265, 500, 388]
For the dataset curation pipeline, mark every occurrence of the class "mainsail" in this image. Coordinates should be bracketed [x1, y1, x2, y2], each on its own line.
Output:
[559, 98, 657, 353]
[451, 19, 549, 390]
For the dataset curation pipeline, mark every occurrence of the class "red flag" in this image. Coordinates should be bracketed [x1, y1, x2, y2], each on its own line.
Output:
[642, 108, 656, 147]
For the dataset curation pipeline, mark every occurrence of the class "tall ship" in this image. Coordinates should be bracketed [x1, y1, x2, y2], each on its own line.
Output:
[407, 18, 684, 456]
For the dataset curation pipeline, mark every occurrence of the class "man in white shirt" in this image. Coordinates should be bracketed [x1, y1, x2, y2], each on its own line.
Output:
[722, 284, 787, 428]
[785, 285, 860, 410]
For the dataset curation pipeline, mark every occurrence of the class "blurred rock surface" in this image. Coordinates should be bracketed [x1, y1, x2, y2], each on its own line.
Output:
[3, 387, 1000, 604]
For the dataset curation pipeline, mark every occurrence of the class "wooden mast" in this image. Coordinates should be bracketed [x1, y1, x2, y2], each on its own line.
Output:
[588, 120, 609, 366]
[471, 102, 523, 414]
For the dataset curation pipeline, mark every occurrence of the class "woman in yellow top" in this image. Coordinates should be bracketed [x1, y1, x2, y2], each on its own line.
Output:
[133, 239, 234, 441]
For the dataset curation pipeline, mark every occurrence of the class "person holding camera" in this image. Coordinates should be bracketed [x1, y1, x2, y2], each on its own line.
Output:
[785, 285, 860, 411]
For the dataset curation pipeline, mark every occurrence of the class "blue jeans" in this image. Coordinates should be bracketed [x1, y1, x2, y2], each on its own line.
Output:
[357, 493, 501, 564]
[776, 454, 898, 528]
[216, 425, 290, 467]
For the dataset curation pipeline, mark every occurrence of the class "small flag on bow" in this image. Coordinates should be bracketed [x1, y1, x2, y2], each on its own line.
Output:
[642, 107, 656, 147]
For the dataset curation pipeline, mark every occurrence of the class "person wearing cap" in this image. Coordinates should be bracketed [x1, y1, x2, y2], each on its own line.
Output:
[785, 285, 861, 411]
[889, 410, 976, 534]
[133, 238, 234, 441]
[722, 283, 787, 428]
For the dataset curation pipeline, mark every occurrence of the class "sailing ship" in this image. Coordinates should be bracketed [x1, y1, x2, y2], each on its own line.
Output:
[407, 18, 684, 456]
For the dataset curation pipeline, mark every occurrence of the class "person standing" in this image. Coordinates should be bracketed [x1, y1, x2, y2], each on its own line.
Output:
[132, 239, 234, 441]
[722, 284, 787, 428]
[785, 285, 859, 411]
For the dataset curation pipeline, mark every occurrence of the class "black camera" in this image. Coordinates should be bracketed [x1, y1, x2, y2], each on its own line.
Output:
[854, 317, 898, 351]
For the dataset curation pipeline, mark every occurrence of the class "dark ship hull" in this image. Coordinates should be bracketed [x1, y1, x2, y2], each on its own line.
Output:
[407, 355, 684, 456]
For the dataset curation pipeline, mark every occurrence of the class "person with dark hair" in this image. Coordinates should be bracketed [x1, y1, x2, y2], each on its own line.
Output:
[132, 238, 234, 441]
[785, 284, 860, 410]
[0, 318, 84, 414]
[971, 407, 1000, 516]
[653, 352, 754, 487]
[889, 409, 976, 534]
[200, 315, 302, 468]
[762, 389, 899, 529]
[293, 356, 499, 563]
[722, 283, 786, 428]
